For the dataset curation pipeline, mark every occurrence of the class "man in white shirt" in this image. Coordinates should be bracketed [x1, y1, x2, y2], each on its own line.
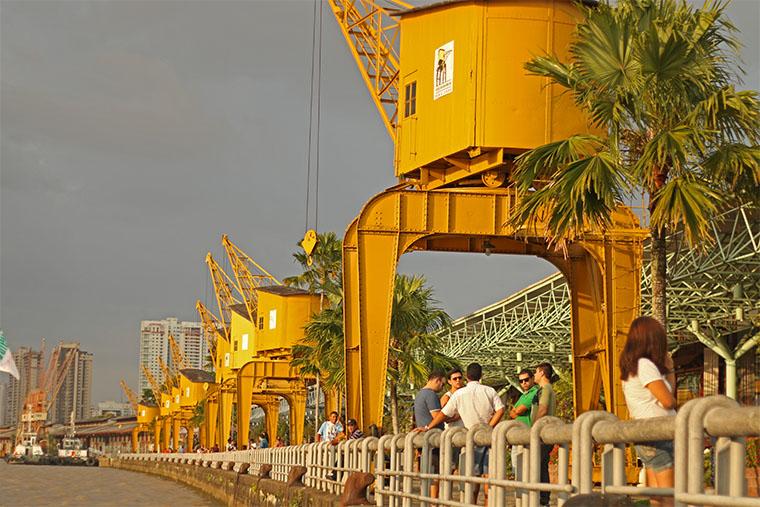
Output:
[418, 362, 505, 504]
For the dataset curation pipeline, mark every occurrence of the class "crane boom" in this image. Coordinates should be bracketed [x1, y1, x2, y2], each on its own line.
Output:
[120, 379, 140, 409]
[327, 0, 410, 140]
[158, 356, 176, 389]
[141, 364, 164, 404]
[205, 253, 240, 342]
[222, 235, 281, 322]
[46, 349, 76, 413]
[168, 334, 189, 371]
[196, 300, 225, 361]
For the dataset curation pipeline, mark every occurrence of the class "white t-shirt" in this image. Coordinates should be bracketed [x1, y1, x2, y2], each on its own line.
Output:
[441, 391, 464, 428]
[622, 358, 676, 420]
[441, 380, 505, 429]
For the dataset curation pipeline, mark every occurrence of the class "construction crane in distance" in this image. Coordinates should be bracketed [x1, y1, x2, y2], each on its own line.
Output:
[17, 343, 77, 443]
[222, 235, 281, 323]
[327, 0, 411, 139]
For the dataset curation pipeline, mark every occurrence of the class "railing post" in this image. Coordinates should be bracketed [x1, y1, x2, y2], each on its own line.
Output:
[376, 434, 393, 507]
[529, 416, 562, 507]
[402, 432, 416, 507]
[491, 420, 525, 507]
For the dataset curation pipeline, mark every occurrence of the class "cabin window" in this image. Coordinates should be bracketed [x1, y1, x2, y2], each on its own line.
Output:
[404, 81, 417, 117]
[241, 333, 249, 350]
[269, 309, 277, 330]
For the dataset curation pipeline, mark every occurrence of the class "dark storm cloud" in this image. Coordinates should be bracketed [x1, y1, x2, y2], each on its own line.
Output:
[1, 0, 757, 403]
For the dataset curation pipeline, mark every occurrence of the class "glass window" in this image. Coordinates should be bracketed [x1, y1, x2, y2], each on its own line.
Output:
[404, 81, 417, 118]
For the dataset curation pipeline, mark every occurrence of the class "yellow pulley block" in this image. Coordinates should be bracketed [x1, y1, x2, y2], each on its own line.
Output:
[302, 229, 318, 266]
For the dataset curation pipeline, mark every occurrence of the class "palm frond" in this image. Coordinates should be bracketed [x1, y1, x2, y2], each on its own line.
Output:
[650, 176, 721, 246]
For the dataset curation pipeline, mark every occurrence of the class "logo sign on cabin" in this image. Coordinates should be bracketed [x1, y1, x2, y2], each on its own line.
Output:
[434, 41, 454, 100]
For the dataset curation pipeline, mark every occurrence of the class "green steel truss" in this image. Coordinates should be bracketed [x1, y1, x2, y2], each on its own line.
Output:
[438, 205, 760, 384]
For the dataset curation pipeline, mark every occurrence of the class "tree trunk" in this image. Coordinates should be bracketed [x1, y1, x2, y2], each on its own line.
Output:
[389, 380, 399, 434]
[651, 225, 668, 329]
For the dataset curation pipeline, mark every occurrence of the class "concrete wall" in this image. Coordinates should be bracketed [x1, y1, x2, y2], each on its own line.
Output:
[105, 458, 341, 507]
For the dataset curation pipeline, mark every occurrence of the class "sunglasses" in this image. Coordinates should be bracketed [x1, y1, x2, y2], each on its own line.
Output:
[450, 376, 463, 381]
[518, 378, 532, 383]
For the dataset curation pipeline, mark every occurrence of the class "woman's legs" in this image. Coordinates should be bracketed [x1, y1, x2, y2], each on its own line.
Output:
[645, 467, 674, 507]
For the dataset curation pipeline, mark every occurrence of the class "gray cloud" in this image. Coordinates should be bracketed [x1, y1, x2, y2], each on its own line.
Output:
[1, 0, 757, 403]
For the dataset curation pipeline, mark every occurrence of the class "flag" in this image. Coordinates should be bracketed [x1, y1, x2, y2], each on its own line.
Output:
[0, 330, 20, 380]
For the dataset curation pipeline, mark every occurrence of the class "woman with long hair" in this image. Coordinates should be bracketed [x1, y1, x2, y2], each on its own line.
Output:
[620, 316, 677, 507]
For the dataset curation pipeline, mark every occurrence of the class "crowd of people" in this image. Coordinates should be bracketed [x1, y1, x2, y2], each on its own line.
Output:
[165, 315, 676, 506]
[403, 314, 676, 507]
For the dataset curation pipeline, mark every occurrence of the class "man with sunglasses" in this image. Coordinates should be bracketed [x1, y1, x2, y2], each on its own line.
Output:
[509, 369, 538, 479]
[509, 369, 538, 427]
[440, 367, 465, 428]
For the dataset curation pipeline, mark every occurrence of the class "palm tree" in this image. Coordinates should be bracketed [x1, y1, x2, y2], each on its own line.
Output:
[291, 304, 345, 389]
[283, 231, 342, 305]
[510, 0, 759, 326]
[387, 274, 455, 433]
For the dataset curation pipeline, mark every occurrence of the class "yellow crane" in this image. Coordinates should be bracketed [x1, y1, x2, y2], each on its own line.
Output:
[120, 379, 140, 410]
[141, 364, 164, 403]
[196, 300, 227, 362]
[204, 253, 241, 342]
[327, 0, 411, 139]
[158, 356, 177, 389]
[222, 235, 281, 323]
[329, 0, 646, 430]
[168, 334, 189, 371]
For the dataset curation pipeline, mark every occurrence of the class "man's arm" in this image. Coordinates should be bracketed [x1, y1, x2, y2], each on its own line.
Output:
[489, 407, 505, 428]
[509, 404, 529, 419]
[417, 410, 447, 431]
[534, 388, 550, 420]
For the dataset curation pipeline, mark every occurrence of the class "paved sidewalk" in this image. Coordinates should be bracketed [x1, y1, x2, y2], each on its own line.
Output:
[0, 461, 222, 506]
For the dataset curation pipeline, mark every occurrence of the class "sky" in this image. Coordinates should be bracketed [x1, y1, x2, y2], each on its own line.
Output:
[1, 0, 758, 404]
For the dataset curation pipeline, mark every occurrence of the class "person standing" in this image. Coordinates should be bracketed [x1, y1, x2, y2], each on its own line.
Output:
[259, 432, 269, 449]
[531, 362, 556, 507]
[420, 362, 505, 505]
[620, 316, 676, 507]
[509, 369, 538, 474]
[413, 370, 447, 499]
[316, 411, 343, 443]
[441, 367, 465, 428]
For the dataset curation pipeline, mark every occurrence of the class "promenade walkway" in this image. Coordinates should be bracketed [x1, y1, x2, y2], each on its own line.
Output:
[0, 460, 221, 507]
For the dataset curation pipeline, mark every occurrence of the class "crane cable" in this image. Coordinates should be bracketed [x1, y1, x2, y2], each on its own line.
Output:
[304, 0, 323, 235]
[302, 0, 323, 264]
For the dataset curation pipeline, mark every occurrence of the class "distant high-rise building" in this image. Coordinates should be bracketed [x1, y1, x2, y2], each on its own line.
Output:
[138, 318, 208, 394]
[3, 347, 43, 427]
[0, 382, 7, 427]
[49, 343, 93, 424]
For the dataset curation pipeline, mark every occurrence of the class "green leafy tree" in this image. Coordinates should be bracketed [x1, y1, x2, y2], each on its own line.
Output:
[511, 0, 759, 327]
[141, 388, 156, 406]
[387, 274, 456, 433]
[287, 233, 459, 433]
[283, 231, 342, 305]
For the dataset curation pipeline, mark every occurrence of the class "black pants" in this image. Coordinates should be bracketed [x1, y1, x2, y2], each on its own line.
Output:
[540, 444, 552, 506]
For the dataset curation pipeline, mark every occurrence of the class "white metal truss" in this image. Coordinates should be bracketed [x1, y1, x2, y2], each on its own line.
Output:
[438, 205, 760, 384]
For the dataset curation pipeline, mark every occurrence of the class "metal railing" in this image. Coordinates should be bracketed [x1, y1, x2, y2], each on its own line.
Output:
[119, 396, 760, 506]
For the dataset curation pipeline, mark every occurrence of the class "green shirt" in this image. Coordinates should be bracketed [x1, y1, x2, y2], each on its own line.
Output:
[530, 383, 556, 424]
[514, 385, 539, 427]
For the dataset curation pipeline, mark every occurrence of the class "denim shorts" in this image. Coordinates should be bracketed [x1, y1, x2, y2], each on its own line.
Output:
[472, 446, 490, 476]
[635, 440, 674, 472]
